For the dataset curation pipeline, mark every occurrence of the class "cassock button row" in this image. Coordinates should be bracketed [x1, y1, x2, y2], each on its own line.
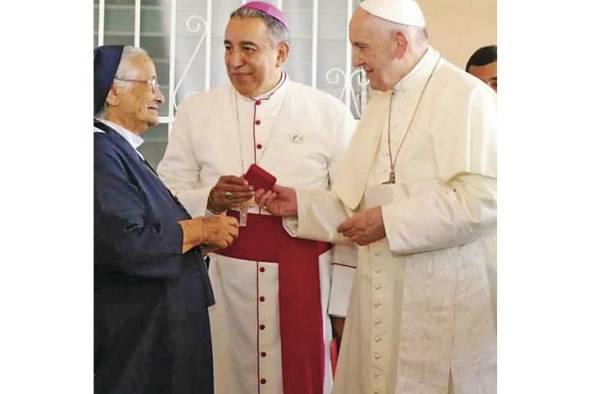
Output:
[259, 267, 265, 273]
[260, 378, 267, 384]
[260, 324, 266, 330]
[259, 296, 265, 302]
[261, 351, 267, 357]
[256, 143, 263, 149]
[255, 120, 261, 125]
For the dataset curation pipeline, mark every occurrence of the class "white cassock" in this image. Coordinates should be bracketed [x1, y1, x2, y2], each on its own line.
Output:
[157, 74, 357, 394]
[285, 47, 497, 394]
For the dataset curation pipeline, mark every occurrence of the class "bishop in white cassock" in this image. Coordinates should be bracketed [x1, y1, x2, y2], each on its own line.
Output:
[257, 1, 497, 393]
[157, 3, 356, 394]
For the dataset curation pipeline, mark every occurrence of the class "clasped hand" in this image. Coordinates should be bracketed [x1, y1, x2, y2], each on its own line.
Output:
[201, 215, 239, 252]
[179, 214, 239, 253]
[336, 207, 386, 246]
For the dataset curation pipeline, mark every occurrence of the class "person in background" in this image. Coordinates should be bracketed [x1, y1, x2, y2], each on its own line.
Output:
[94, 44, 238, 394]
[466, 44, 497, 92]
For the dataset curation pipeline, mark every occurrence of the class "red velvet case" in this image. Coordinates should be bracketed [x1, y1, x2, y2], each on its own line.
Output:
[243, 163, 277, 192]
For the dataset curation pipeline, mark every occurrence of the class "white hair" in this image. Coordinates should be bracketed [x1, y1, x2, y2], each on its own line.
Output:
[113, 46, 148, 86]
[96, 45, 149, 118]
[389, 22, 428, 47]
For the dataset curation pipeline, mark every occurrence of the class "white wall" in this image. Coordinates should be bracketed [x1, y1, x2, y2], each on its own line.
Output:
[420, 0, 497, 69]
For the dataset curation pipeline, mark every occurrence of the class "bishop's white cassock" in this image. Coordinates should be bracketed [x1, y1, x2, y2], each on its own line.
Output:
[157, 74, 357, 394]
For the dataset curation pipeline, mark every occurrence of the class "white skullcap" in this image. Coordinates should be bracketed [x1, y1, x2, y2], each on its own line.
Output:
[359, 0, 425, 28]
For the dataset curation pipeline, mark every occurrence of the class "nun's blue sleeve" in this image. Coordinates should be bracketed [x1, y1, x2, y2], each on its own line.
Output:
[94, 136, 192, 279]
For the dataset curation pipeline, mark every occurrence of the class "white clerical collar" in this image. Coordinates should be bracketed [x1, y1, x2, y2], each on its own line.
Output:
[392, 46, 439, 94]
[236, 72, 289, 103]
[94, 118, 145, 159]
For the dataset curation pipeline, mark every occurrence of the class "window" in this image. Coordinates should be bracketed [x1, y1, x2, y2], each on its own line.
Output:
[94, 0, 366, 166]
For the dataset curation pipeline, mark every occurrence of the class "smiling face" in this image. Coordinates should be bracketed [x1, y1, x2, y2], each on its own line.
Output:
[349, 9, 402, 91]
[105, 52, 164, 134]
[224, 16, 287, 97]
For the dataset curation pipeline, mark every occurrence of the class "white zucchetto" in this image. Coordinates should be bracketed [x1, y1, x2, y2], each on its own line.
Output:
[359, 0, 426, 28]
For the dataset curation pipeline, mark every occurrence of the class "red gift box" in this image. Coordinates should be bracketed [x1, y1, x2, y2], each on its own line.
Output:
[243, 164, 277, 192]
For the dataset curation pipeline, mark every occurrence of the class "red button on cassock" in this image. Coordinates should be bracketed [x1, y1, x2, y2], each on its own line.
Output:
[256, 143, 263, 149]
[259, 324, 266, 330]
[259, 296, 265, 302]
[260, 378, 267, 384]
[255, 100, 262, 106]
[259, 267, 265, 273]
[261, 351, 267, 357]
[255, 120, 261, 125]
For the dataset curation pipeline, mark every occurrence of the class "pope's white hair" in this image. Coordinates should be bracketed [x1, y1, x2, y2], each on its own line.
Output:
[388, 21, 428, 47]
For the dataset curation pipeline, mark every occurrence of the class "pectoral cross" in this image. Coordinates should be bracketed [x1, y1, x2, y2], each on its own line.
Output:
[237, 198, 255, 227]
[382, 171, 396, 185]
[239, 205, 248, 227]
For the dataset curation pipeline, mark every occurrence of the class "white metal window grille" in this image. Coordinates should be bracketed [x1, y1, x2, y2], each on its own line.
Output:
[94, 0, 367, 166]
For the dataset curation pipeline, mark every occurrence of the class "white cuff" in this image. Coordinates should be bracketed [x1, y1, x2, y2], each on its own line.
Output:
[282, 217, 299, 237]
[329, 264, 355, 317]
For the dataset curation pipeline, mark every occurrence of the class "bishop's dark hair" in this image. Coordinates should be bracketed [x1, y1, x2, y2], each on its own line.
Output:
[230, 7, 290, 44]
[465, 45, 497, 71]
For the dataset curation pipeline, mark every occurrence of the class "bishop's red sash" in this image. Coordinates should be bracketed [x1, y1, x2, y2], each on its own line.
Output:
[217, 211, 331, 394]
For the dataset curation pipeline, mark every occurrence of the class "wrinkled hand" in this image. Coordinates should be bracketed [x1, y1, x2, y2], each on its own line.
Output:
[336, 207, 385, 246]
[178, 215, 239, 253]
[202, 215, 239, 250]
[208, 175, 254, 213]
[255, 184, 298, 217]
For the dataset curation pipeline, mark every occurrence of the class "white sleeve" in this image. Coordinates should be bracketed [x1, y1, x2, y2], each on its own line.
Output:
[327, 104, 356, 186]
[383, 173, 496, 255]
[324, 104, 358, 317]
[383, 83, 497, 255]
[328, 243, 357, 317]
[157, 101, 211, 218]
[282, 189, 357, 317]
[289, 189, 352, 244]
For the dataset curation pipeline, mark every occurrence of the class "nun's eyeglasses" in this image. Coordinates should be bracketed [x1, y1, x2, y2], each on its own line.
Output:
[114, 77, 160, 93]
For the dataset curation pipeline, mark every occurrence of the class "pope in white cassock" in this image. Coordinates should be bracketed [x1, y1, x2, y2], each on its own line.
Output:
[157, 2, 356, 394]
[257, 1, 497, 393]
